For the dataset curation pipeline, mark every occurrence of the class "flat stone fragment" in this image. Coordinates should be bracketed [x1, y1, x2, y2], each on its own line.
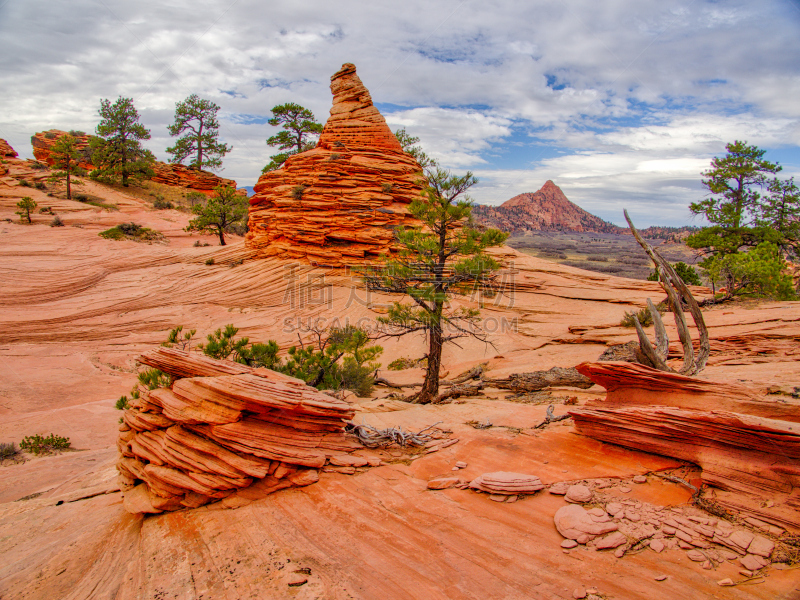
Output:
[470, 472, 544, 495]
[572, 587, 587, 599]
[686, 550, 705, 562]
[587, 508, 606, 517]
[649, 540, 665, 553]
[576, 534, 591, 545]
[565, 484, 592, 503]
[717, 578, 734, 587]
[427, 477, 461, 490]
[561, 539, 578, 549]
[606, 502, 624, 516]
[455, 461, 468, 468]
[554, 504, 618, 541]
[618, 486, 631, 493]
[548, 482, 569, 495]
[286, 574, 308, 587]
[596, 532, 627, 550]
[729, 530, 755, 552]
[488, 494, 507, 502]
[747, 536, 775, 558]
[614, 547, 625, 558]
[625, 509, 641, 522]
[702, 560, 712, 570]
[632, 475, 647, 483]
[740, 554, 768, 571]
[506, 495, 518, 503]
[654, 575, 667, 582]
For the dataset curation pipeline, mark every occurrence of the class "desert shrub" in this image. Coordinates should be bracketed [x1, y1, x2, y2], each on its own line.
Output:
[40, 206, 53, 214]
[50, 215, 64, 227]
[100, 223, 163, 242]
[226, 222, 248, 236]
[185, 191, 206, 206]
[620, 302, 667, 328]
[153, 196, 174, 210]
[290, 185, 307, 201]
[34, 181, 47, 190]
[381, 183, 393, 193]
[0, 442, 19, 459]
[388, 357, 426, 370]
[74, 193, 88, 201]
[19, 433, 71, 455]
[44, 132, 57, 139]
[162, 325, 196, 351]
[329, 153, 341, 160]
[30, 161, 48, 170]
[587, 255, 609, 262]
[18, 179, 31, 187]
[647, 262, 702, 286]
[205, 257, 215, 265]
[115, 395, 130, 410]
[68, 130, 86, 137]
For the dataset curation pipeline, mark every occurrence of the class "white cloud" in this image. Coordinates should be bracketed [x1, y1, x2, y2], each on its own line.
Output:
[0, 0, 798, 224]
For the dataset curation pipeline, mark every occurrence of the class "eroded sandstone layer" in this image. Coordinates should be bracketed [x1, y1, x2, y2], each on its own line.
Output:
[117, 347, 362, 513]
[0, 138, 18, 158]
[150, 162, 239, 194]
[31, 129, 94, 170]
[571, 361, 800, 532]
[246, 63, 425, 267]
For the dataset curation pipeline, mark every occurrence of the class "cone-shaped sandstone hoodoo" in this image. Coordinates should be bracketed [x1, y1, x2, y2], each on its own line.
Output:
[0, 138, 18, 158]
[246, 63, 425, 267]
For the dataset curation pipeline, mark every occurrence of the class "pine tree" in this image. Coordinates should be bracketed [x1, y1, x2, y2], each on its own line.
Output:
[364, 169, 508, 403]
[185, 185, 247, 246]
[47, 134, 82, 199]
[16, 196, 37, 223]
[263, 103, 323, 172]
[90, 97, 155, 187]
[167, 95, 231, 170]
[395, 128, 438, 171]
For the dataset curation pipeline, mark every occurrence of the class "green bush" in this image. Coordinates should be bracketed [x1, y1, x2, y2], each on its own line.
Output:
[115, 395, 130, 410]
[153, 195, 174, 210]
[18, 179, 31, 187]
[100, 223, 163, 242]
[647, 262, 702, 286]
[620, 302, 667, 328]
[388, 357, 426, 370]
[30, 161, 48, 170]
[137, 368, 171, 390]
[20, 433, 71, 455]
[50, 215, 64, 227]
[205, 257, 215, 265]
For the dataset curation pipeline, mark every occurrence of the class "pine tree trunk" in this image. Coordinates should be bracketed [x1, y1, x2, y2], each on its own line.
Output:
[217, 226, 226, 246]
[417, 320, 442, 403]
[66, 172, 71, 200]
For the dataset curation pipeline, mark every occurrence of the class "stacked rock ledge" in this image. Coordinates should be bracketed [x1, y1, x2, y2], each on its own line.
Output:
[117, 347, 367, 514]
[245, 63, 426, 268]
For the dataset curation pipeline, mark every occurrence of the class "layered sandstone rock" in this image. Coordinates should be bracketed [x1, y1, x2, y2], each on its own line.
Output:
[150, 162, 239, 194]
[0, 138, 18, 158]
[469, 471, 545, 495]
[570, 361, 800, 532]
[246, 63, 425, 267]
[31, 129, 95, 170]
[117, 347, 363, 513]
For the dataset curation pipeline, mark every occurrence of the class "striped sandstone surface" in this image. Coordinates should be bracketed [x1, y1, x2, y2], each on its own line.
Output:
[246, 63, 425, 267]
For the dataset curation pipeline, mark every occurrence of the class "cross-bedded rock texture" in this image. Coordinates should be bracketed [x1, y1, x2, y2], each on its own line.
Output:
[117, 347, 361, 513]
[246, 63, 425, 267]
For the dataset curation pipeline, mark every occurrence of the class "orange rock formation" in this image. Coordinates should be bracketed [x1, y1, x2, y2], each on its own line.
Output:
[150, 162, 239, 194]
[117, 347, 361, 513]
[246, 63, 425, 267]
[571, 361, 800, 532]
[31, 129, 94, 170]
[0, 138, 17, 158]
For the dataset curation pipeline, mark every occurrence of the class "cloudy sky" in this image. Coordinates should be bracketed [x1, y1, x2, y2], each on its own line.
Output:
[1, 0, 799, 226]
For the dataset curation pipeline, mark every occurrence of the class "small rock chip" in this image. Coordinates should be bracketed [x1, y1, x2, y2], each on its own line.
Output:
[632, 475, 647, 484]
[678, 541, 693, 550]
[686, 550, 705, 562]
[587, 508, 606, 517]
[649, 540, 665, 553]
[720, 550, 739, 561]
[596, 532, 627, 550]
[565, 484, 592, 503]
[455, 461, 468, 469]
[618, 486, 631, 493]
[740, 554, 768, 571]
[655, 575, 667, 582]
[488, 494, 507, 502]
[287, 574, 308, 587]
[729, 530, 755, 552]
[506, 495, 518, 503]
[738, 569, 753, 578]
[662, 526, 676, 536]
[717, 578, 734, 587]
[586, 588, 598, 595]
[452, 467, 460, 471]
[549, 482, 569, 495]
[625, 510, 641, 522]
[702, 560, 712, 570]
[561, 539, 578, 549]
[572, 587, 587, 599]
[614, 547, 625, 558]
[576, 534, 591, 545]
[427, 477, 460, 490]
[606, 502, 624, 516]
